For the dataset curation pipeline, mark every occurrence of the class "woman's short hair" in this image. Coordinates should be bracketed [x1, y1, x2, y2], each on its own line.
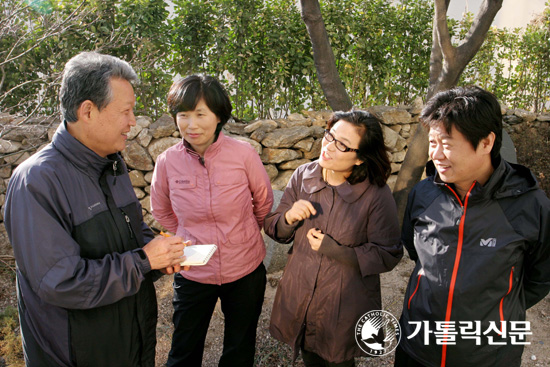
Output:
[167, 75, 232, 134]
[59, 52, 138, 123]
[327, 110, 391, 186]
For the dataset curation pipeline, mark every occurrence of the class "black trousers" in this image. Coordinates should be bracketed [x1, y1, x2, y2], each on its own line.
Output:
[301, 348, 355, 367]
[166, 263, 266, 367]
[393, 343, 522, 367]
[393, 344, 427, 367]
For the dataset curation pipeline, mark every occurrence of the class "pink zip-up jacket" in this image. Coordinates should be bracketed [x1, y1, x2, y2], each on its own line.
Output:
[150, 132, 274, 284]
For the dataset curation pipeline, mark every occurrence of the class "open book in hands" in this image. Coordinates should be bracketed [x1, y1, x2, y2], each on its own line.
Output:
[180, 244, 217, 266]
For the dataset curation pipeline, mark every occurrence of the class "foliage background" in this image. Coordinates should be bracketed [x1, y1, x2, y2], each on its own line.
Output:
[1, 0, 549, 122]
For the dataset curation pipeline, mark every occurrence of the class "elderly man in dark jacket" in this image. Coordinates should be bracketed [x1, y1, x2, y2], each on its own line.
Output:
[396, 86, 550, 367]
[4, 52, 186, 367]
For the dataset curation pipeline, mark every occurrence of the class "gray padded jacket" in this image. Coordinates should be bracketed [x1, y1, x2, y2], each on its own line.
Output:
[4, 122, 157, 367]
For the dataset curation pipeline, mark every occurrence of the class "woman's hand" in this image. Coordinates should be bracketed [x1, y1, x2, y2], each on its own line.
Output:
[307, 228, 324, 251]
[284, 200, 317, 225]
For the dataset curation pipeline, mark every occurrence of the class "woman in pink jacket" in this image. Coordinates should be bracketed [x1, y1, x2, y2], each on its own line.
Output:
[150, 75, 274, 367]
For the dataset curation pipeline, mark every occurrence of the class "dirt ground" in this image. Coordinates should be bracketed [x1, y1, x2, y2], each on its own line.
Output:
[1, 228, 549, 366]
[153, 258, 550, 367]
[1, 124, 550, 366]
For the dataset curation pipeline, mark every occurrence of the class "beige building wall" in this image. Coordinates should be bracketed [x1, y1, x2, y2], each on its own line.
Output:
[448, 0, 546, 29]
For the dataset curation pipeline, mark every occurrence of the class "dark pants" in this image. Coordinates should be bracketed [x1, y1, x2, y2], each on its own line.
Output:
[393, 343, 522, 367]
[301, 348, 355, 367]
[166, 263, 266, 367]
[393, 345, 428, 367]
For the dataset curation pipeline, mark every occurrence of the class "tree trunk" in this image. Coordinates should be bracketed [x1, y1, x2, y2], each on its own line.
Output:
[300, 0, 352, 112]
[393, 0, 503, 224]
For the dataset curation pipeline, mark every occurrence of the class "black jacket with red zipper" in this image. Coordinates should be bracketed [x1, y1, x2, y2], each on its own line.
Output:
[399, 157, 550, 367]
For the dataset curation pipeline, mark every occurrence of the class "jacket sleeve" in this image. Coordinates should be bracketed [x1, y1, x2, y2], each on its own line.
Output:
[244, 147, 274, 229]
[150, 153, 178, 233]
[263, 167, 301, 243]
[317, 185, 403, 276]
[351, 185, 403, 277]
[318, 234, 360, 270]
[401, 186, 418, 262]
[524, 191, 550, 309]
[4, 168, 151, 310]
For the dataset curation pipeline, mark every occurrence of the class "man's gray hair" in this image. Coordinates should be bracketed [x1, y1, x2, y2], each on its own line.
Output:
[59, 52, 138, 122]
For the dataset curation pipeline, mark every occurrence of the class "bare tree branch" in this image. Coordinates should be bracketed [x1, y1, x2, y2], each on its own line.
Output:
[428, 17, 443, 95]
[0, 2, 89, 67]
[434, 0, 503, 91]
[455, 0, 503, 64]
[393, 0, 503, 226]
[0, 78, 42, 105]
[435, 0, 455, 62]
[299, 0, 352, 111]
[0, 65, 5, 93]
[0, 3, 29, 39]
[0, 255, 16, 273]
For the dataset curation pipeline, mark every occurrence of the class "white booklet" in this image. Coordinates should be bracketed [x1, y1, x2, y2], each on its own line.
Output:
[180, 244, 217, 266]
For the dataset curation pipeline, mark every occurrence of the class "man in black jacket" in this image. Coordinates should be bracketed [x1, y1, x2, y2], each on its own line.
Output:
[4, 52, 187, 367]
[395, 86, 550, 367]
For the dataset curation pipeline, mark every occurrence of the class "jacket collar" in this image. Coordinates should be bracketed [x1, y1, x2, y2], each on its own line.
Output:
[51, 121, 124, 179]
[182, 131, 225, 161]
[302, 161, 372, 203]
[427, 156, 539, 200]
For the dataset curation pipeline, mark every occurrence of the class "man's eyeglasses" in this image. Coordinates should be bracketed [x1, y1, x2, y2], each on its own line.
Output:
[323, 129, 358, 153]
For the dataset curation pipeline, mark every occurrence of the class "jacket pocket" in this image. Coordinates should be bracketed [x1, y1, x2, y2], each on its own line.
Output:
[169, 176, 199, 219]
[213, 171, 248, 186]
[408, 268, 424, 310]
[227, 214, 259, 245]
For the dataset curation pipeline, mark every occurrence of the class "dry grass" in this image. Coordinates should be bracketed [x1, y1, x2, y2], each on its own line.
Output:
[511, 124, 550, 194]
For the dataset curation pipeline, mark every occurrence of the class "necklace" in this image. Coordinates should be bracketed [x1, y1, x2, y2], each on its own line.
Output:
[323, 168, 350, 186]
[322, 168, 329, 184]
[323, 168, 339, 186]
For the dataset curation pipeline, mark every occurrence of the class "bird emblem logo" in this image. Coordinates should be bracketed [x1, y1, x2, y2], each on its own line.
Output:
[355, 310, 401, 356]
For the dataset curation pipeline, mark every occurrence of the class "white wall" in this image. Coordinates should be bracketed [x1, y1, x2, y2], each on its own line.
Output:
[447, 0, 546, 29]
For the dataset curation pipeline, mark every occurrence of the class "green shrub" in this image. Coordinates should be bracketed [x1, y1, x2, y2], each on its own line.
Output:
[1, 0, 548, 123]
[0, 306, 24, 367]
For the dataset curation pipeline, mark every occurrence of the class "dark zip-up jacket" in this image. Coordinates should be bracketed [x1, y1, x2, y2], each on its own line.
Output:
[399, 157, 550, 367]
[4, 122, 157, 367]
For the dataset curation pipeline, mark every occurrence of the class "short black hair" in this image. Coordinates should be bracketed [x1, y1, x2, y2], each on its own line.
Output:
[327, 110, 391, 186]
[421, 86, 503, 160]
[167, 75, 232, 134]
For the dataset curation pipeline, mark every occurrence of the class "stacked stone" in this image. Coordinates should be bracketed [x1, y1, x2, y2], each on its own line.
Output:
[503, 107, 550, 132]
[2, 106, 550, 229]
[0, 114, 61, 222]
[224, 106, 418, 191]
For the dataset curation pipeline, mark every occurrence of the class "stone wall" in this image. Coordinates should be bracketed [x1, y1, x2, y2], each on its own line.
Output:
[1, 104, 550, 231]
